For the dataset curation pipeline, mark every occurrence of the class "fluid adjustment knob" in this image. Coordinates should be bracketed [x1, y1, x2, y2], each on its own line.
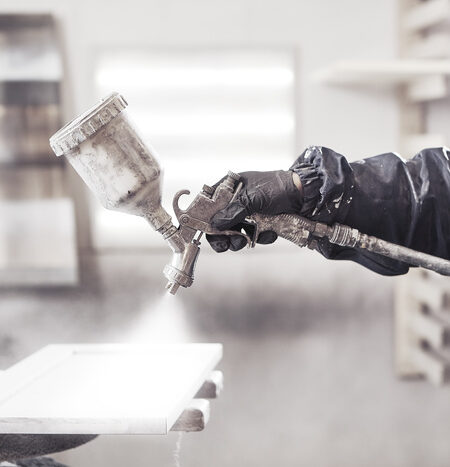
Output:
[202, 184, 215, 196]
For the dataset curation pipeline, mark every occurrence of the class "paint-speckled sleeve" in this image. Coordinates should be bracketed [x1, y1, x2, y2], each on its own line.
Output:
[290, 146, 450, 276]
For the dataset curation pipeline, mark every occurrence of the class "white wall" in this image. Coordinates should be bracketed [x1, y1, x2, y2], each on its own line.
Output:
[71, 0, 401, 157]
[1, 0, 400, 160]
[0, 0, 401, 247]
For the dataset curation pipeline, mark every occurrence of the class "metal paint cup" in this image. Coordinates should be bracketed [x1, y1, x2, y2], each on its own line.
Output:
[50, 92, 171, 231]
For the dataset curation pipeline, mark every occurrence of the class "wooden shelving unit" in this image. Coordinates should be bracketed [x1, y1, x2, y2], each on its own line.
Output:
[395, 0, 450, 387]
[313, 1, 450, 156]
[396, 270, 450, 385]
[313, 59, 450, 86]
[0, 14, 77, 286]
[403, 0, 450, 31]
[314, 0, 450, 386]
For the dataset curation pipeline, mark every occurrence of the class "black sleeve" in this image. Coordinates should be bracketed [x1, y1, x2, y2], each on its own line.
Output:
[290, 146, 450, 276]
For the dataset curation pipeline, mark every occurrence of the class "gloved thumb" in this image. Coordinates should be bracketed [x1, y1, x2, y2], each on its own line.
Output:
[210, 198, 248, 230]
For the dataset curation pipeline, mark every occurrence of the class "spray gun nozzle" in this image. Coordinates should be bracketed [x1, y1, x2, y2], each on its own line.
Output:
[163, 239, 201, 295]
[166, 281, 180, 295]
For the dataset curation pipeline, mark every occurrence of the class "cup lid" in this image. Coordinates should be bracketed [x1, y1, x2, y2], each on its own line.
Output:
[49, 92, 127, 156]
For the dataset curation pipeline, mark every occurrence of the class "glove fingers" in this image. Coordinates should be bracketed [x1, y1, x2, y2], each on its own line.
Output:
[207, 222, 277, 253]
[228, 233, 247, 251]
[207, 220, 249, 253]
[224, 222, 253, 250]
[206, 230, 248, 252]
[257, 230, 278, 244]
[206, 234, 231, 253]
[210, 199, 248, 230]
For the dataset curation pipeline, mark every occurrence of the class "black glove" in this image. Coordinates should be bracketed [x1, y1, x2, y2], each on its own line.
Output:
[206, 170, 302, 252]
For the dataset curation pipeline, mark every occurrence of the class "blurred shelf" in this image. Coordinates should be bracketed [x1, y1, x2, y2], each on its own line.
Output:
[0, 13, 63, 82]
[407, 75, 448, 102]
[403, 0, 450, 32]
[0, 75, 61, 82]
[0, 159, 63, 168]
[0, 82, 61, 164]
[313, 60, 450, 86]
[396, 270, 450, 386]
[0, 165, 65, 200]
[408, 33, 450, 59]
[0, 13, 76, 287]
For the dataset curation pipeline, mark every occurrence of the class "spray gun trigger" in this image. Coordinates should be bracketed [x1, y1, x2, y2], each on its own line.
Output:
[244, 217, 259, 248]
[230, 181, 244, 203]
[205, 228, 252, 248]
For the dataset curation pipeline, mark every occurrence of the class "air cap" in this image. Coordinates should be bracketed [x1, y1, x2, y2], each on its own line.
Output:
[49, 92, 127, 156]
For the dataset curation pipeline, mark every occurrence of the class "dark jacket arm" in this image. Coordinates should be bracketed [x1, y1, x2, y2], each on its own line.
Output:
[290, 146, 450, 276]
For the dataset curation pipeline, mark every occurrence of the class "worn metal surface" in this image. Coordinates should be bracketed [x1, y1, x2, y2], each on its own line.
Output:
[165, 172, 247, 294]
[50, 93, 183, 290]
[50, 98, 248, 294]
[0, 14, 62, 164]
[250, 213, 450, 275]
[50, 93, 170, 228]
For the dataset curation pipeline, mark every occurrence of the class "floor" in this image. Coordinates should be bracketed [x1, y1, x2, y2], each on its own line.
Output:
[0, 245, 449, 467]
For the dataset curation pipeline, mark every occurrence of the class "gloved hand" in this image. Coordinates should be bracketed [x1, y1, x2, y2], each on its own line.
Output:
[206, 170, 303, 252]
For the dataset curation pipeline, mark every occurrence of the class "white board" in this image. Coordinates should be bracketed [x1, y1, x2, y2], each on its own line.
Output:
[0, 344, 222, 435]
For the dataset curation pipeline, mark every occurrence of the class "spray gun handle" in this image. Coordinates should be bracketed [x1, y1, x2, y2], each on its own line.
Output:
[164, 171, 248, 294]
[247, 213, 450, 275]
[171, 172, 251, 244]
[245, 213, 313, 248]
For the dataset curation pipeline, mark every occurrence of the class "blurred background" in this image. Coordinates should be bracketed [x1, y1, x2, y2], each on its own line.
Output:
[0, 0, 450, 466]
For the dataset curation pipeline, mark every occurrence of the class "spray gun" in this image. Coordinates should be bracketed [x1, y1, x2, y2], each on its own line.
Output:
[50, 93, 450, 295]
[49, 93, 250, 294]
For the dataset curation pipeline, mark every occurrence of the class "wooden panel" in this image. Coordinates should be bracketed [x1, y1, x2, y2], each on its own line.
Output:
[409, 272, 450, 312]
[0, 344, 222, 435]
[313, 60, 450, 86]
[409, 310, 450, 348]
[395, 269, 450, 385]
[406, 75, 448, 102]
[410, 345, 450, 385]
[0, 166, 65, 200]
[0, 14, 62, 81]
[395, 274, 421, 376]
[403, 0, 450, 32]
[408, 33, 450, 58]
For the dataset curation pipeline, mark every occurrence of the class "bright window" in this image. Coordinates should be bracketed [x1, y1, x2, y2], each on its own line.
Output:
[92, 48, 296, 249]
